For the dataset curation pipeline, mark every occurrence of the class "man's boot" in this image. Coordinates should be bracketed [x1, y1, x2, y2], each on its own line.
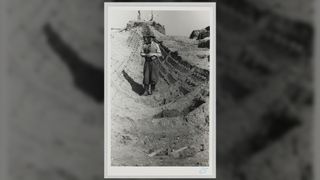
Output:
[142, 84, 149, 96]
[151, 84, 156, 92]
[148, 84, 152, 95]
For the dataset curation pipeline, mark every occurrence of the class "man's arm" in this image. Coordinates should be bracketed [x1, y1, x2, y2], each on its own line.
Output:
[140, 52, 146, 57]
[155, 43, 162, 57]
[140, 45, 146, 57]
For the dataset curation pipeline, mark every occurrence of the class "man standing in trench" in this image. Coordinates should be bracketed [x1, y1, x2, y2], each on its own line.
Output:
[140, 31, 162, 96]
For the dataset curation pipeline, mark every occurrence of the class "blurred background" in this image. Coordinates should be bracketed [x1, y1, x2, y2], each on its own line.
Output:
[0, 0, 318, 179]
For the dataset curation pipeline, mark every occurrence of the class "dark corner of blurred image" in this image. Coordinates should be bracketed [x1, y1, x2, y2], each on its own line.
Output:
[0, 0, 319, 179]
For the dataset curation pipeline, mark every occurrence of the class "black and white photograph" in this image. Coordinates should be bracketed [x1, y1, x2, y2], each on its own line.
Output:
[0, 0, 316, 180]
[104, 2, 216, 178]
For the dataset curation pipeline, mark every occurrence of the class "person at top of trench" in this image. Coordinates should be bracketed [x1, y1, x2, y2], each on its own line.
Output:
[140, 30, 162, 96]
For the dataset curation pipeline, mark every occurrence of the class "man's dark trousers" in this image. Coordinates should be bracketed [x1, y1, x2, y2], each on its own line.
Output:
[143, 56, 159, 87]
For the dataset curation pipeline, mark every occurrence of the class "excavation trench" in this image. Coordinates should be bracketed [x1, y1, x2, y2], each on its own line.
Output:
[110, 25, 210, 166]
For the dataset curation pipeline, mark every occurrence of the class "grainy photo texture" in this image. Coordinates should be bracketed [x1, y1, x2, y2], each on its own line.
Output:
[106, 6, 215, 169]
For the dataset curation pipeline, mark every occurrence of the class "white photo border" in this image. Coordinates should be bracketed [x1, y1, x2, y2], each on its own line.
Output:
[104, 2, 216, 179]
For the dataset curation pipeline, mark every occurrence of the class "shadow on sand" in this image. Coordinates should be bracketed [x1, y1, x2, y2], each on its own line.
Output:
[122, 70, 145, 95]
[43, 23, 104, 103]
